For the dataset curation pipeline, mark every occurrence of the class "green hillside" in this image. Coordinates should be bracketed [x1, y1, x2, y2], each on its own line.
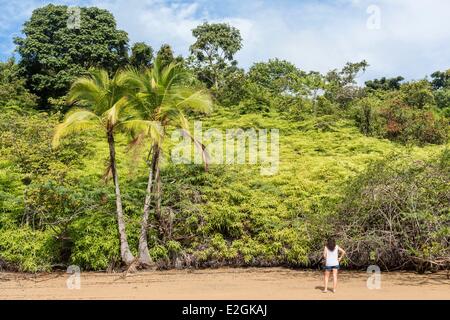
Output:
[1, 109, 447, 271]
[0, 4, 448, 273]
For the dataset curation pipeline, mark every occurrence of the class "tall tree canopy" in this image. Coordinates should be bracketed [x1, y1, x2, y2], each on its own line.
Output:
[430, 70, 450, 110]
[430, 70, 450, 90]
[247, 59, 304, 95]
[325, 60, 369, 106]
[14, 4, 129, 109]
[189, 22, 243, 90]
[130, 42, 154, 70]
[326, 60, 369, 88]
[156, 44, 184, 70]
[365, 76, 405, 91]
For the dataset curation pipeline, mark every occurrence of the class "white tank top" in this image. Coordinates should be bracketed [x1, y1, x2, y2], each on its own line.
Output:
[326, 245, 339, 266]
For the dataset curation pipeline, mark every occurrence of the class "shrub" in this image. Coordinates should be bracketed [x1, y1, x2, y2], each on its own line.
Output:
[335, 151, 450, 272]
[0, 226, 56, 272]
[205, 203, 244, 238]
[434, 89, 450, 111]
[0, 110, 88, 177]
[400, 80, 435, 108]
[215, 69, 247, 107]
[69, 212, 120, 270]
[353, 97, 384, 135]
[354, 95, 449, 145]
[0, 58, 37, 110]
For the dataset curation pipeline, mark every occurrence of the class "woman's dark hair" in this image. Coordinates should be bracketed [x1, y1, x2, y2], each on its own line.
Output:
[326, 238, 336, 251]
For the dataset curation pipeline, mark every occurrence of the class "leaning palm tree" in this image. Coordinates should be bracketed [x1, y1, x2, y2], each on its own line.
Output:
[123, 59, 212, 267]
[53, 68, 136, 266]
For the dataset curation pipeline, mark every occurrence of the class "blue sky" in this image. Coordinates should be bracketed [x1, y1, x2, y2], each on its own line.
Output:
[1, 0, 449, 82]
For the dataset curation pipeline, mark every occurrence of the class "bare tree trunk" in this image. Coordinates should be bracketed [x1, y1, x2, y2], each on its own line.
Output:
[138, 145, 159, 267]
[107, 131, 135, 265]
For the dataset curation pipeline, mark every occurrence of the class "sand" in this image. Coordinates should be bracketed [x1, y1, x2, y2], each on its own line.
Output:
[1, 267, 449, 300]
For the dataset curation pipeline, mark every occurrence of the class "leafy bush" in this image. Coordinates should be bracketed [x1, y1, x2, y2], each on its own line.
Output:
[0, 110, 88, 177]
[354, 95, 449, 145]
[215, 68, 247, 107]
[69, 212, 121, 270]
[335, 151, 450, 272]
[434, 89, 450, 111]
[400, 80, 435, 108]
[0, 226, 56, 272]
[0, 58, 37, 109]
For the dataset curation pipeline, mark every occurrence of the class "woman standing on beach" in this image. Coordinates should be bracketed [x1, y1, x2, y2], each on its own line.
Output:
[322, 238, 346, 293]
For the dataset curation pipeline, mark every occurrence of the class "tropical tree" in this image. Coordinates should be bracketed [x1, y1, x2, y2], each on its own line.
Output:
[130, 42, 154, 70]
[365, 76, 404, 91]
[430, 70, 450, 90]
[247, 59, 303, 95]
[302, 72, 325, 116]
[156, 44, 183, 70]
[52, 68, 136, 266]
[430, 70, 450, 112]
[325, 60, 369, 106]
[15, 4, 129, 108]
[123, 59, 212, 266]
[189, 22, 242, 90]
[400, 80, 435, 109]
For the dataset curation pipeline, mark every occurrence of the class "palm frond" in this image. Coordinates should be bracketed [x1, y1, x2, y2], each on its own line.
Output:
[104, 96, 131, 128]
[67, 68, 114, 114]
[160, 87, 212, 119]
[118, 67, 143, 91]
[68, 77, 105, 106]
[89, 68, 110, 91]
[52, 109, 100, 148]
[173, 88, 213, 113]
[120, 119, 163, 145]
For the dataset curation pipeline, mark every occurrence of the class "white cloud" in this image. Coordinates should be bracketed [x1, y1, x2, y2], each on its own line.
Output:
[95, 0, 449, 80]
[90, 0, 202, 56]
[229, 0, 450, 81]
[1, 0, 449, 80]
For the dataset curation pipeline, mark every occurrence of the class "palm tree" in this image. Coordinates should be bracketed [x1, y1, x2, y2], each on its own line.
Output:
[53, 68, 136, 266]
[123, 59, 212, 266]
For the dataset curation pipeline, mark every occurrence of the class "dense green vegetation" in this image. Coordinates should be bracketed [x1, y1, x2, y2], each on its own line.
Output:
[14, 4, 129, 109]
[0, 4, 448, 273]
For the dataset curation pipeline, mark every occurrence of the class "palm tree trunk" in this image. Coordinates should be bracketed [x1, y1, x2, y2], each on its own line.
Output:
[154, 153, 164, 239]
[107, 130, 135, 265]
[138, 144, 159, 266]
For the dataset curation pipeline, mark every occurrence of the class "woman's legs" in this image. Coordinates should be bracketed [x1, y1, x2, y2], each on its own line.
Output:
[323, 270, 330, 292]
[332, 269, 338, 292]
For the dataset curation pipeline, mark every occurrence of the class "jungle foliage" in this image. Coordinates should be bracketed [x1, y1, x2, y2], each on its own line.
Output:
[0, 4, 448, 273]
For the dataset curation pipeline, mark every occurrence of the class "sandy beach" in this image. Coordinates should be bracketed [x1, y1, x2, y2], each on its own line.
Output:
[1, 267, 449, 300]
